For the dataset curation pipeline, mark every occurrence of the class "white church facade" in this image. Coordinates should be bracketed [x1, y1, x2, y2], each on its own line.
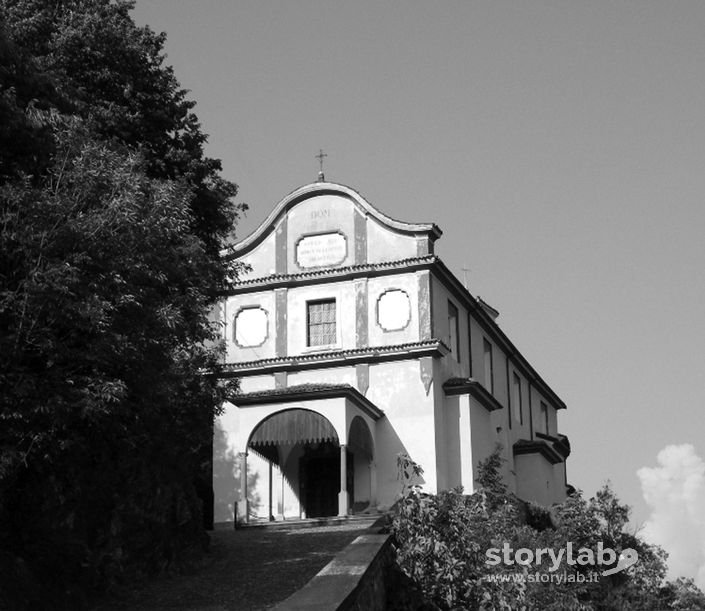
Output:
[212, 180, 570, 524]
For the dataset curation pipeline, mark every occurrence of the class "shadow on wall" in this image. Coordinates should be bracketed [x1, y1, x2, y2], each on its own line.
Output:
[375, 416, 426, 509]
[213, 420, 261, 522]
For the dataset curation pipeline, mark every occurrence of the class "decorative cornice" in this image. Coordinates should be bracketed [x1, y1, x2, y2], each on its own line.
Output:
[224, 255, 437, 295]
[513, 439, 564, 465]
[535, 432, 571, 458]
[556, 433, 571, 457]
[442, 377, 503, 412]
[221, 340, 451, 376]
[230, 383, 384, 420]
[227, 182, 442, 258]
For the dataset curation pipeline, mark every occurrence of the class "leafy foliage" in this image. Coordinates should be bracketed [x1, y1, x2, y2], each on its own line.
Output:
[0, 0, 246, 255]
[392, 451, 703, 610]
[0, 2, 243, 608]
[661, 577, 705, 610]
[0, 120, 232, 609]
[397, 452, 425, 495]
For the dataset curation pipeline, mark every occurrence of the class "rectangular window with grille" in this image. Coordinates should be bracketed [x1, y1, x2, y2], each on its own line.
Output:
[307, 299, 337, 347]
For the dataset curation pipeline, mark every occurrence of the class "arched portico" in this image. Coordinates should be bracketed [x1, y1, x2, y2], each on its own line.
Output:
[223, 384, 383, 524]
[243, 408, 342, 520]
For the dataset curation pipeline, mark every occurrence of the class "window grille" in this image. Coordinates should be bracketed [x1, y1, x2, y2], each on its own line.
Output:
[307, 299, 336, 346]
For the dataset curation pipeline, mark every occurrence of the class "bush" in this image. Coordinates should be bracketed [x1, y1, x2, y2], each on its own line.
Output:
[391, 450, 703, 610]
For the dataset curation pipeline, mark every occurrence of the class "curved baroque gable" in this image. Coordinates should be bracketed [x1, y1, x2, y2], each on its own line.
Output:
[231, 182, 442, 279]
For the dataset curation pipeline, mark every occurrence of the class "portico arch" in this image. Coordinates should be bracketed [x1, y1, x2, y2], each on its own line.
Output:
[347, 416, 377, 511]
[242, 408, 346, 522]
[348, 416, 374, 457]
[222, 384, 384, 524]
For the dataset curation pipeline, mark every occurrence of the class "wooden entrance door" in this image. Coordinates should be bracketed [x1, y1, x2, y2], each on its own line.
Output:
[300, 443, 339, 518]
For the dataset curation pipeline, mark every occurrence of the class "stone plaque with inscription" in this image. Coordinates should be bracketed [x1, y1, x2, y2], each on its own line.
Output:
[296, 232, 347, 268]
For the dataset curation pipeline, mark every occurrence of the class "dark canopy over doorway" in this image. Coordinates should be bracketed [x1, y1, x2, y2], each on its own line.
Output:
[249, 408, 338, 449]
[248, 408, 342, 519]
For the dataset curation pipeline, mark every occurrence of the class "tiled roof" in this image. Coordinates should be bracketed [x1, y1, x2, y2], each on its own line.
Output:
[236, 383, 355, 398]
[231, 383, 383, 419]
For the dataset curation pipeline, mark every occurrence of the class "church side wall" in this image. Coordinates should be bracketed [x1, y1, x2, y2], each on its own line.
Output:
[469, 396, 498, 491]
[428, 275, 511, 492]
[428, 273, 567, 503]
[367, 360, 437, 509]
[515, 453, 562, 507]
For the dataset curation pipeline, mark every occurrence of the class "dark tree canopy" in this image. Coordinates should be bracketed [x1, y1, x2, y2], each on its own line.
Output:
[1, 0, 245, 256]
[0, 2, 242, 608]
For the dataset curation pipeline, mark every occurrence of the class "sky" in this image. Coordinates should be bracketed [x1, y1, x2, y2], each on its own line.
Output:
[133, 0, 705, 582]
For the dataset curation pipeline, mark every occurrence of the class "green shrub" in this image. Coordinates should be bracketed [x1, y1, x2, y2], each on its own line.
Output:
[391, 450, 700, 610]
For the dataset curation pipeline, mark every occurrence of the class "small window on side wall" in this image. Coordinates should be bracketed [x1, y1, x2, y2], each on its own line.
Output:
[483, 338, 494, 393]
[448, 301, 459, 361]
[540, 401, 550, 435]
[512, 373, 523, 424]
[307, 299, 336, 347]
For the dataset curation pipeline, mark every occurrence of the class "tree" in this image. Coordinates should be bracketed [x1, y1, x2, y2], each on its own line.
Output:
[661, 577, 705, 610]
[0, 119, 235, 609]
[0, 23, 62, 180]
[0, 0, 246, 258]
[0, 2, 243, 607]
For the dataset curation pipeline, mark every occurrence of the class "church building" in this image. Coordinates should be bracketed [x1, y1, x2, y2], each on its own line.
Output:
[213, 179, 570, 524]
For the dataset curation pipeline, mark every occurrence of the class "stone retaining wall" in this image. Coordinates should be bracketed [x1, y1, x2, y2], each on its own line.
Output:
[271, 533, 394, 611]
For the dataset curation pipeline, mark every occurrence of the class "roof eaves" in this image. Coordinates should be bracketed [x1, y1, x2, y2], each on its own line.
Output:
[513, 439, 563, 465]
[442, 377, 503, 412]
[231, 383, 384, 420]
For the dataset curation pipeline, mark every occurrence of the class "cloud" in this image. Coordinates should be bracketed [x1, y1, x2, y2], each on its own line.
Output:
[637, 444, 705, 588]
